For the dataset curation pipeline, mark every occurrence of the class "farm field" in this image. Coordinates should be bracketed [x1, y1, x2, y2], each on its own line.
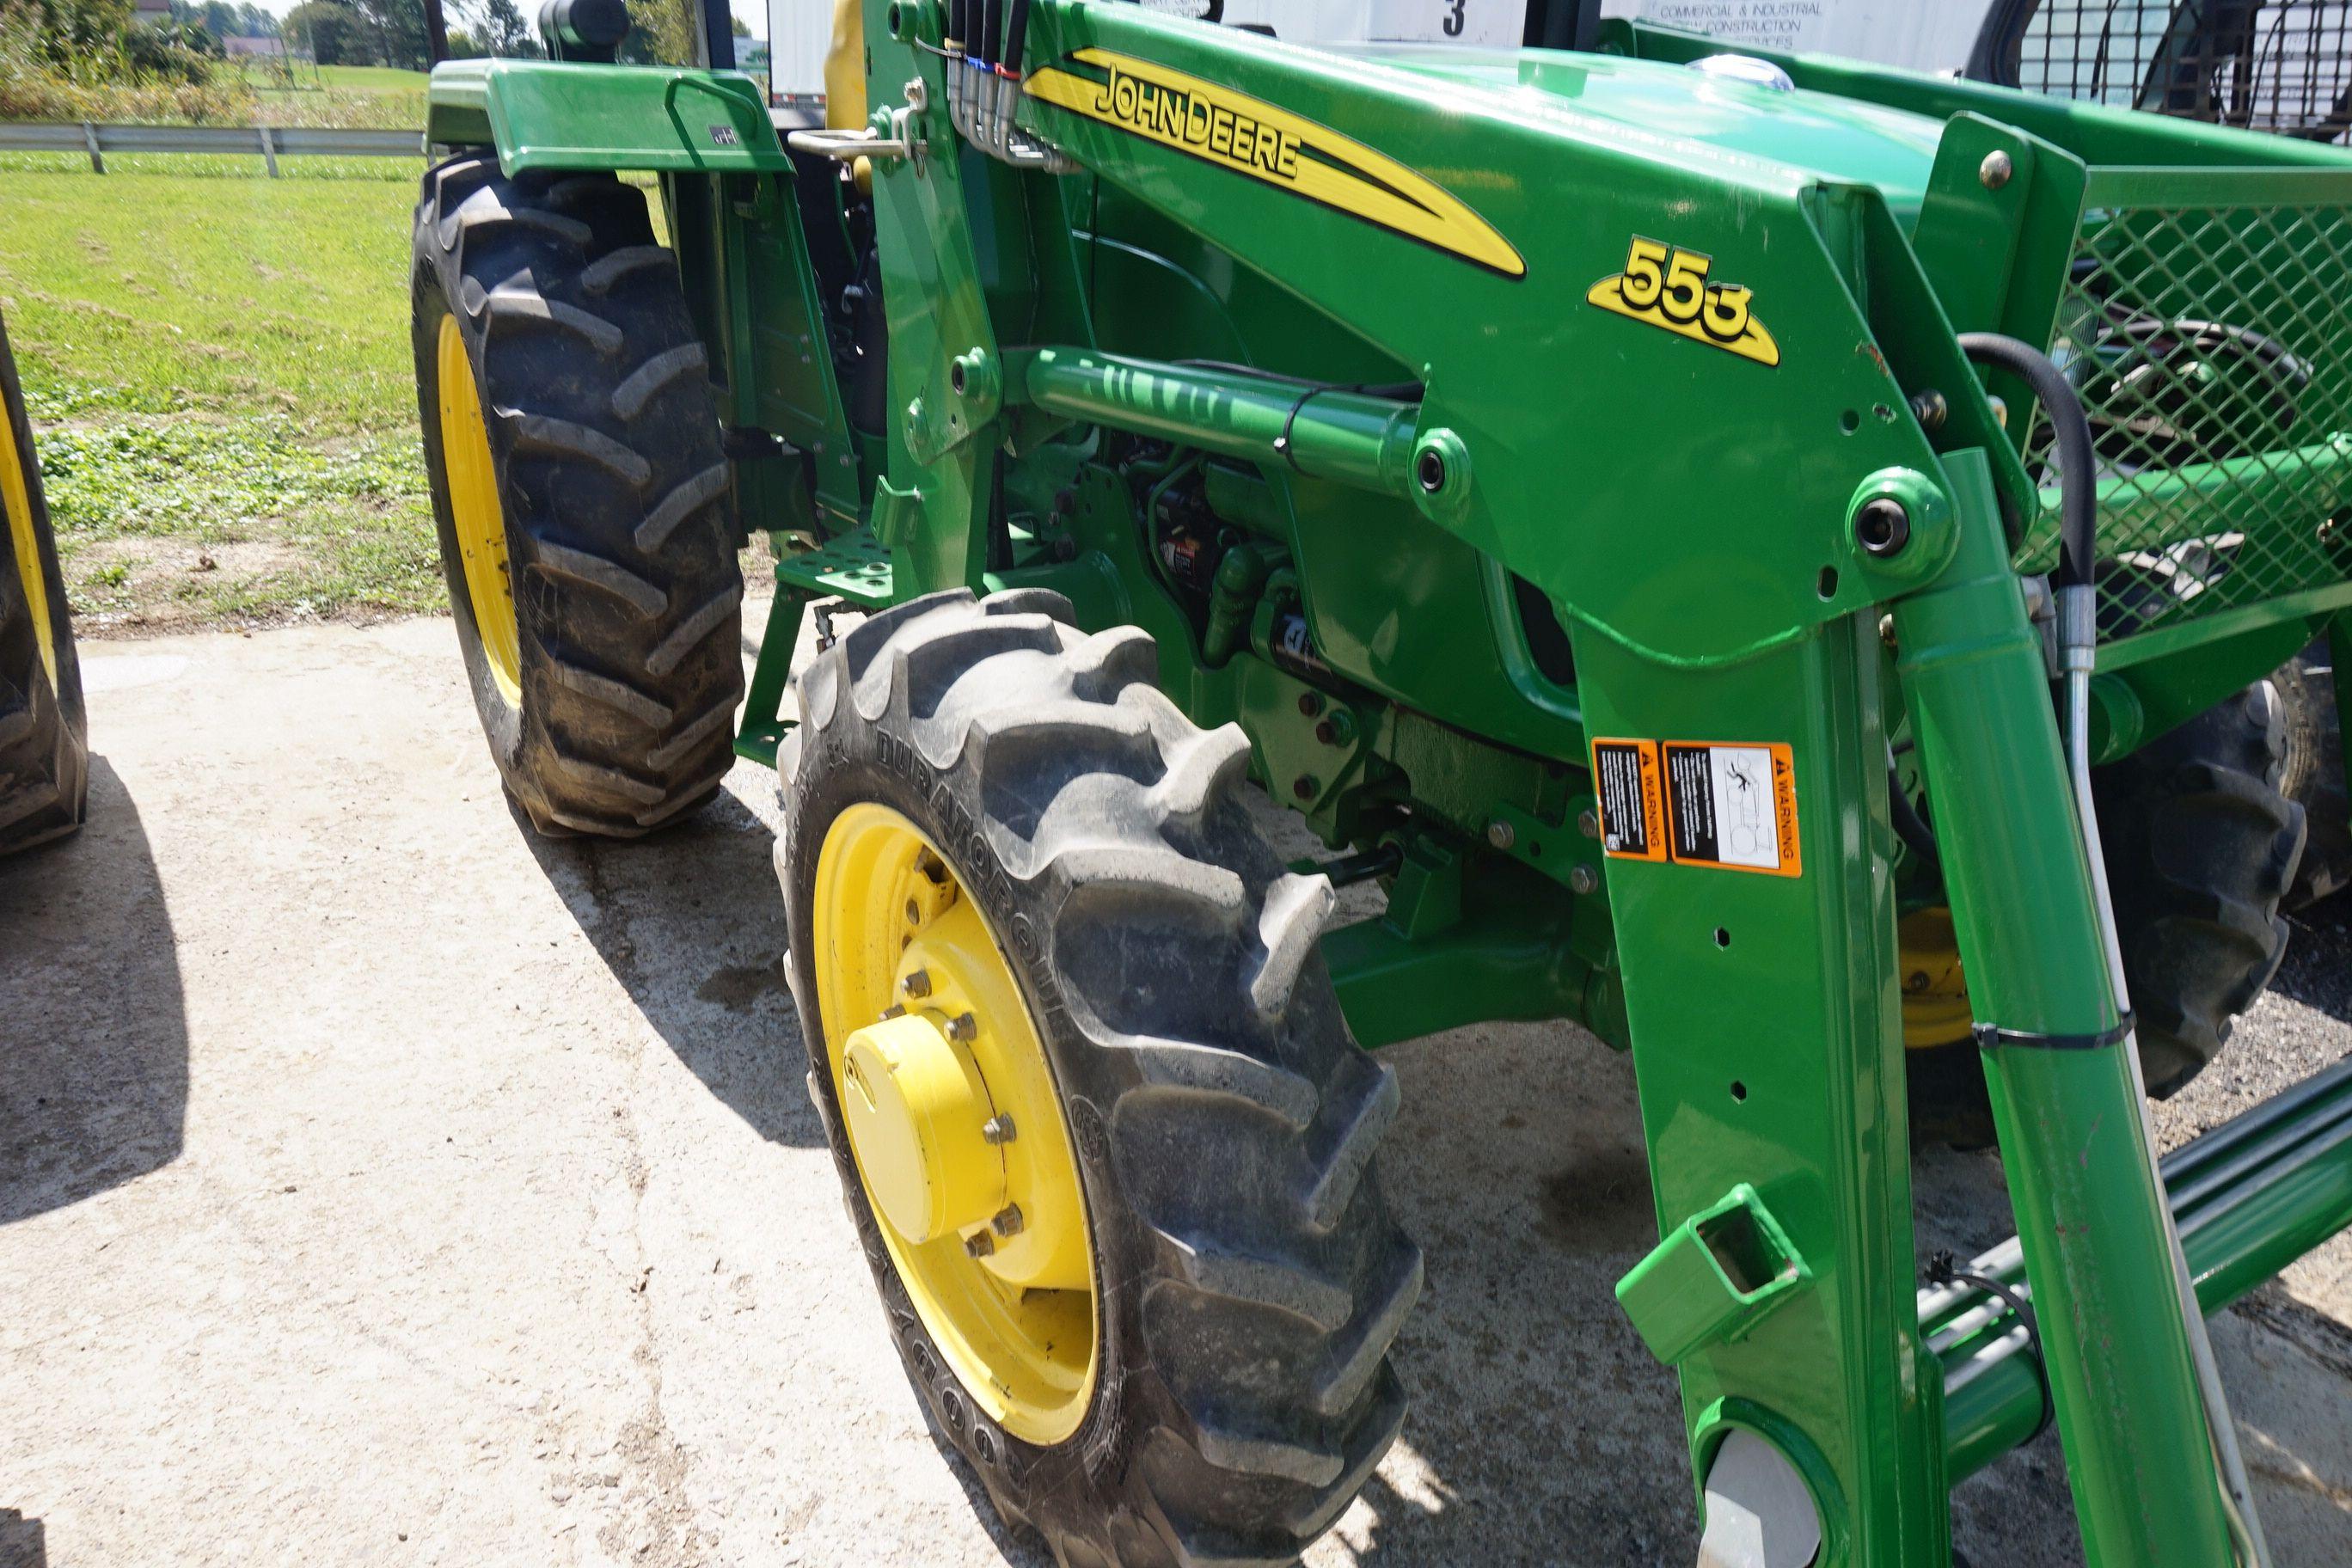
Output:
[0, 166, 439, 629]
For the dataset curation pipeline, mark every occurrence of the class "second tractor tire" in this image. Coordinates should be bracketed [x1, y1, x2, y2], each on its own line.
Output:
[0, 305, 88, 854]
[2092, 679, 2306, 1096]
[778, 589, 1422, 1568]
[411, 155, 743, 836]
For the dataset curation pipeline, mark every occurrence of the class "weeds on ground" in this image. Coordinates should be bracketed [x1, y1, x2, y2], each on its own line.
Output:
[2, 168, 442, 629]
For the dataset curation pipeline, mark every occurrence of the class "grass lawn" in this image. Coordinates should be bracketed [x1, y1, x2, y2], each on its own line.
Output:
[251, 64, 428, 130]
[0, 165, 442, 631]
[309, 65, 431, 93]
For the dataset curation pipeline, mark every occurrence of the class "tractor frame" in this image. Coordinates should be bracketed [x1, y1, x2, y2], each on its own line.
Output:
[424, 7, 2352, 1562]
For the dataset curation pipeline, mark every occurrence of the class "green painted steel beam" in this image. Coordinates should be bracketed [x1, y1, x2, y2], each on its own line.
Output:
[1939, 1061, 2352, 1481]
[1892, 451, 2232, 1563]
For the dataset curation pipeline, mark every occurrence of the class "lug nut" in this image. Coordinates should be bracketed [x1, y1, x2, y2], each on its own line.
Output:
[1855, 497, 1912, 558]
[964, 1230, 995, 1259]
[903, 968, 933, 999]
[981, 1114, 1017, 1144]
[879, 1002, 906, 1020]
[1486, 819, 1516, 851]
[990, 1204, 1025, 1238]
[1570, 864, 1600, 895]
[946, 1012, 977, 1043]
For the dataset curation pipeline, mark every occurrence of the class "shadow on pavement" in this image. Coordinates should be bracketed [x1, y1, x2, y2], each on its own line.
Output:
[517, 774, 826, 1150]
[0, 756, 187, 1223]
[0, 1508, 45, 1568]
[2275, 898, 2352, 1023]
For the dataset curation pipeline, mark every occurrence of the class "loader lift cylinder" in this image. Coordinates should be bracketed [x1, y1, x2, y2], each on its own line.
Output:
[1890, 450, 2233, 1565]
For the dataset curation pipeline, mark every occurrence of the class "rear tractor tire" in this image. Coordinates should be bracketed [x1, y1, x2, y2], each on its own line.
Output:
[777, 589, 1422, 1567]
[1907, 677, 2306, 1142]
[2095, 679, 2306, 1096]
[411, 155, 744, 836]
[0, 306, 88, 854]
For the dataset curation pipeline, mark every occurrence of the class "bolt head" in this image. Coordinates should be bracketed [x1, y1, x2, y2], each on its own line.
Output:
[981, 1114, 1017, 1145]
[946, 1011, 977, 1043]
[1570, 864, 1600, 895]
[1577, 806, 1601, 839]
[1315, 720, 1337, 745]
[1297, 692, 1324, 718]
[1855, 497, 1913, 558]
[964, 1230, 995, 1259]
[903, 968, 933, 999]
[1486, 819, 1516, 851]
[1979, 150, 2014, 190]
[1292, 775, 1318, 800]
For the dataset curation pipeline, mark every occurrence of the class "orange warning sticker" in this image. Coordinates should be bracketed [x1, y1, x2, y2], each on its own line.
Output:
[1591, 738, 1667, 863]
[1661, 741, 1802, 877]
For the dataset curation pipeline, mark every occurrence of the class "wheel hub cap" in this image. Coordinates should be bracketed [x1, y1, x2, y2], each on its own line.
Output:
[814, 803, 1099, 1443]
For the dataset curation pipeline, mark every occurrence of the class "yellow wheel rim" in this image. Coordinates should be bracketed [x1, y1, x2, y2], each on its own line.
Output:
[0, 388, 54, 692]
[1900, 906, 1974, 1050]
[435, 313, 520, 708]
[814, 803, 1099, 1444]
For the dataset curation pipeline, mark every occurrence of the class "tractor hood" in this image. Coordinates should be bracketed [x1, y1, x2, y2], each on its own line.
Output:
[1335, 46, 1949, 219]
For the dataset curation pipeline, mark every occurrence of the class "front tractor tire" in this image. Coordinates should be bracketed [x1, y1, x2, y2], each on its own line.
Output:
[778, 590, 1422, 1567]
[411, 155, 743, 836]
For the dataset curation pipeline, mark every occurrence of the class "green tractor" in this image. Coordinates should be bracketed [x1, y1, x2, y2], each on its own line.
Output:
[412, 0, 2352, 1560]
[0, 304, 88, 857]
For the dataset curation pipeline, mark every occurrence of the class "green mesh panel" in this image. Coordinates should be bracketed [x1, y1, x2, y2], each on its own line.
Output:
[2012, 194, 2352, 644]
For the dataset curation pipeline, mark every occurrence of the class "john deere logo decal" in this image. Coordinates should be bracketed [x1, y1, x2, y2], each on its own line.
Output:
[1024, 49, 1524, 279]
[1587, 236, 1779, 366]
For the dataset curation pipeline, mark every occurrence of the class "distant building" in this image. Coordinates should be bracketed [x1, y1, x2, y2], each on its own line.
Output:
[224, 34, 296, 58]
[130, 0, 172, 21]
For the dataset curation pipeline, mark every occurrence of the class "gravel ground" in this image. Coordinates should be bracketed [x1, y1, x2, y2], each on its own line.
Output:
[0, 615, 2346, 1567]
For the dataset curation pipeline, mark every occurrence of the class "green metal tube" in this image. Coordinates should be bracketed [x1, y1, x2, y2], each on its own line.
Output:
[1017, 346, 1421, 496]
[2017, 434, 2352, 571]
[1941, 1062, 2352, 1479]
[1891, 450, 2233, 1565]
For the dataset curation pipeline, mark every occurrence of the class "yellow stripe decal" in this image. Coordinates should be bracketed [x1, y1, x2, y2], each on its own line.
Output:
[1024, 49, 1525, 279]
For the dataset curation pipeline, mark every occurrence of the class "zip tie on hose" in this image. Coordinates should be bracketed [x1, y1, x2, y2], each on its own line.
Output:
[1970, 1013, 2135, 1050]
[1926, 1249, 2055, 1443]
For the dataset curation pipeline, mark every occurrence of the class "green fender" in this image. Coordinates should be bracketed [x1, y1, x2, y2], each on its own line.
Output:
[426, 58, 790, 175]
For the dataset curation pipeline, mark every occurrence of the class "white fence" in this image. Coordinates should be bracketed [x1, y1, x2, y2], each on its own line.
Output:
[0, 122, 425, 175]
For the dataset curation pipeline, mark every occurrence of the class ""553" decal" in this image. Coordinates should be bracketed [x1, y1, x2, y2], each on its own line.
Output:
[1586, 236, 1780, 367]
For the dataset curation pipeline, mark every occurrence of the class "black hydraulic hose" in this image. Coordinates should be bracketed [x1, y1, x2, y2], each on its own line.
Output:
[1957, 333, 2098, 591]
[980, 0, 1002, 66]
[1889, 769, 1939, 865]
[1001, 0, 1031, 75]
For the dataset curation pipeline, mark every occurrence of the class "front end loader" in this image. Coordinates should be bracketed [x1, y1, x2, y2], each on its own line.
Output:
[413, 3, 2352, 1561]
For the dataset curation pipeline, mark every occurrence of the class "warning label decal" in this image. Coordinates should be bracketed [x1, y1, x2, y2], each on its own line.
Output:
[1591, 738, 1667, 863]
[1662, 741, 1802, 877]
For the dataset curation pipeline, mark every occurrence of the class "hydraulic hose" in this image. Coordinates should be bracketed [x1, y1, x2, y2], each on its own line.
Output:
[1957, 333, 2098, 591]
[1960, 333, 2273, 1565]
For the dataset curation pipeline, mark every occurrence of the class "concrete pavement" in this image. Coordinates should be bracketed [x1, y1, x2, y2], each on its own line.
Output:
[1, 614, 2347, 1566]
